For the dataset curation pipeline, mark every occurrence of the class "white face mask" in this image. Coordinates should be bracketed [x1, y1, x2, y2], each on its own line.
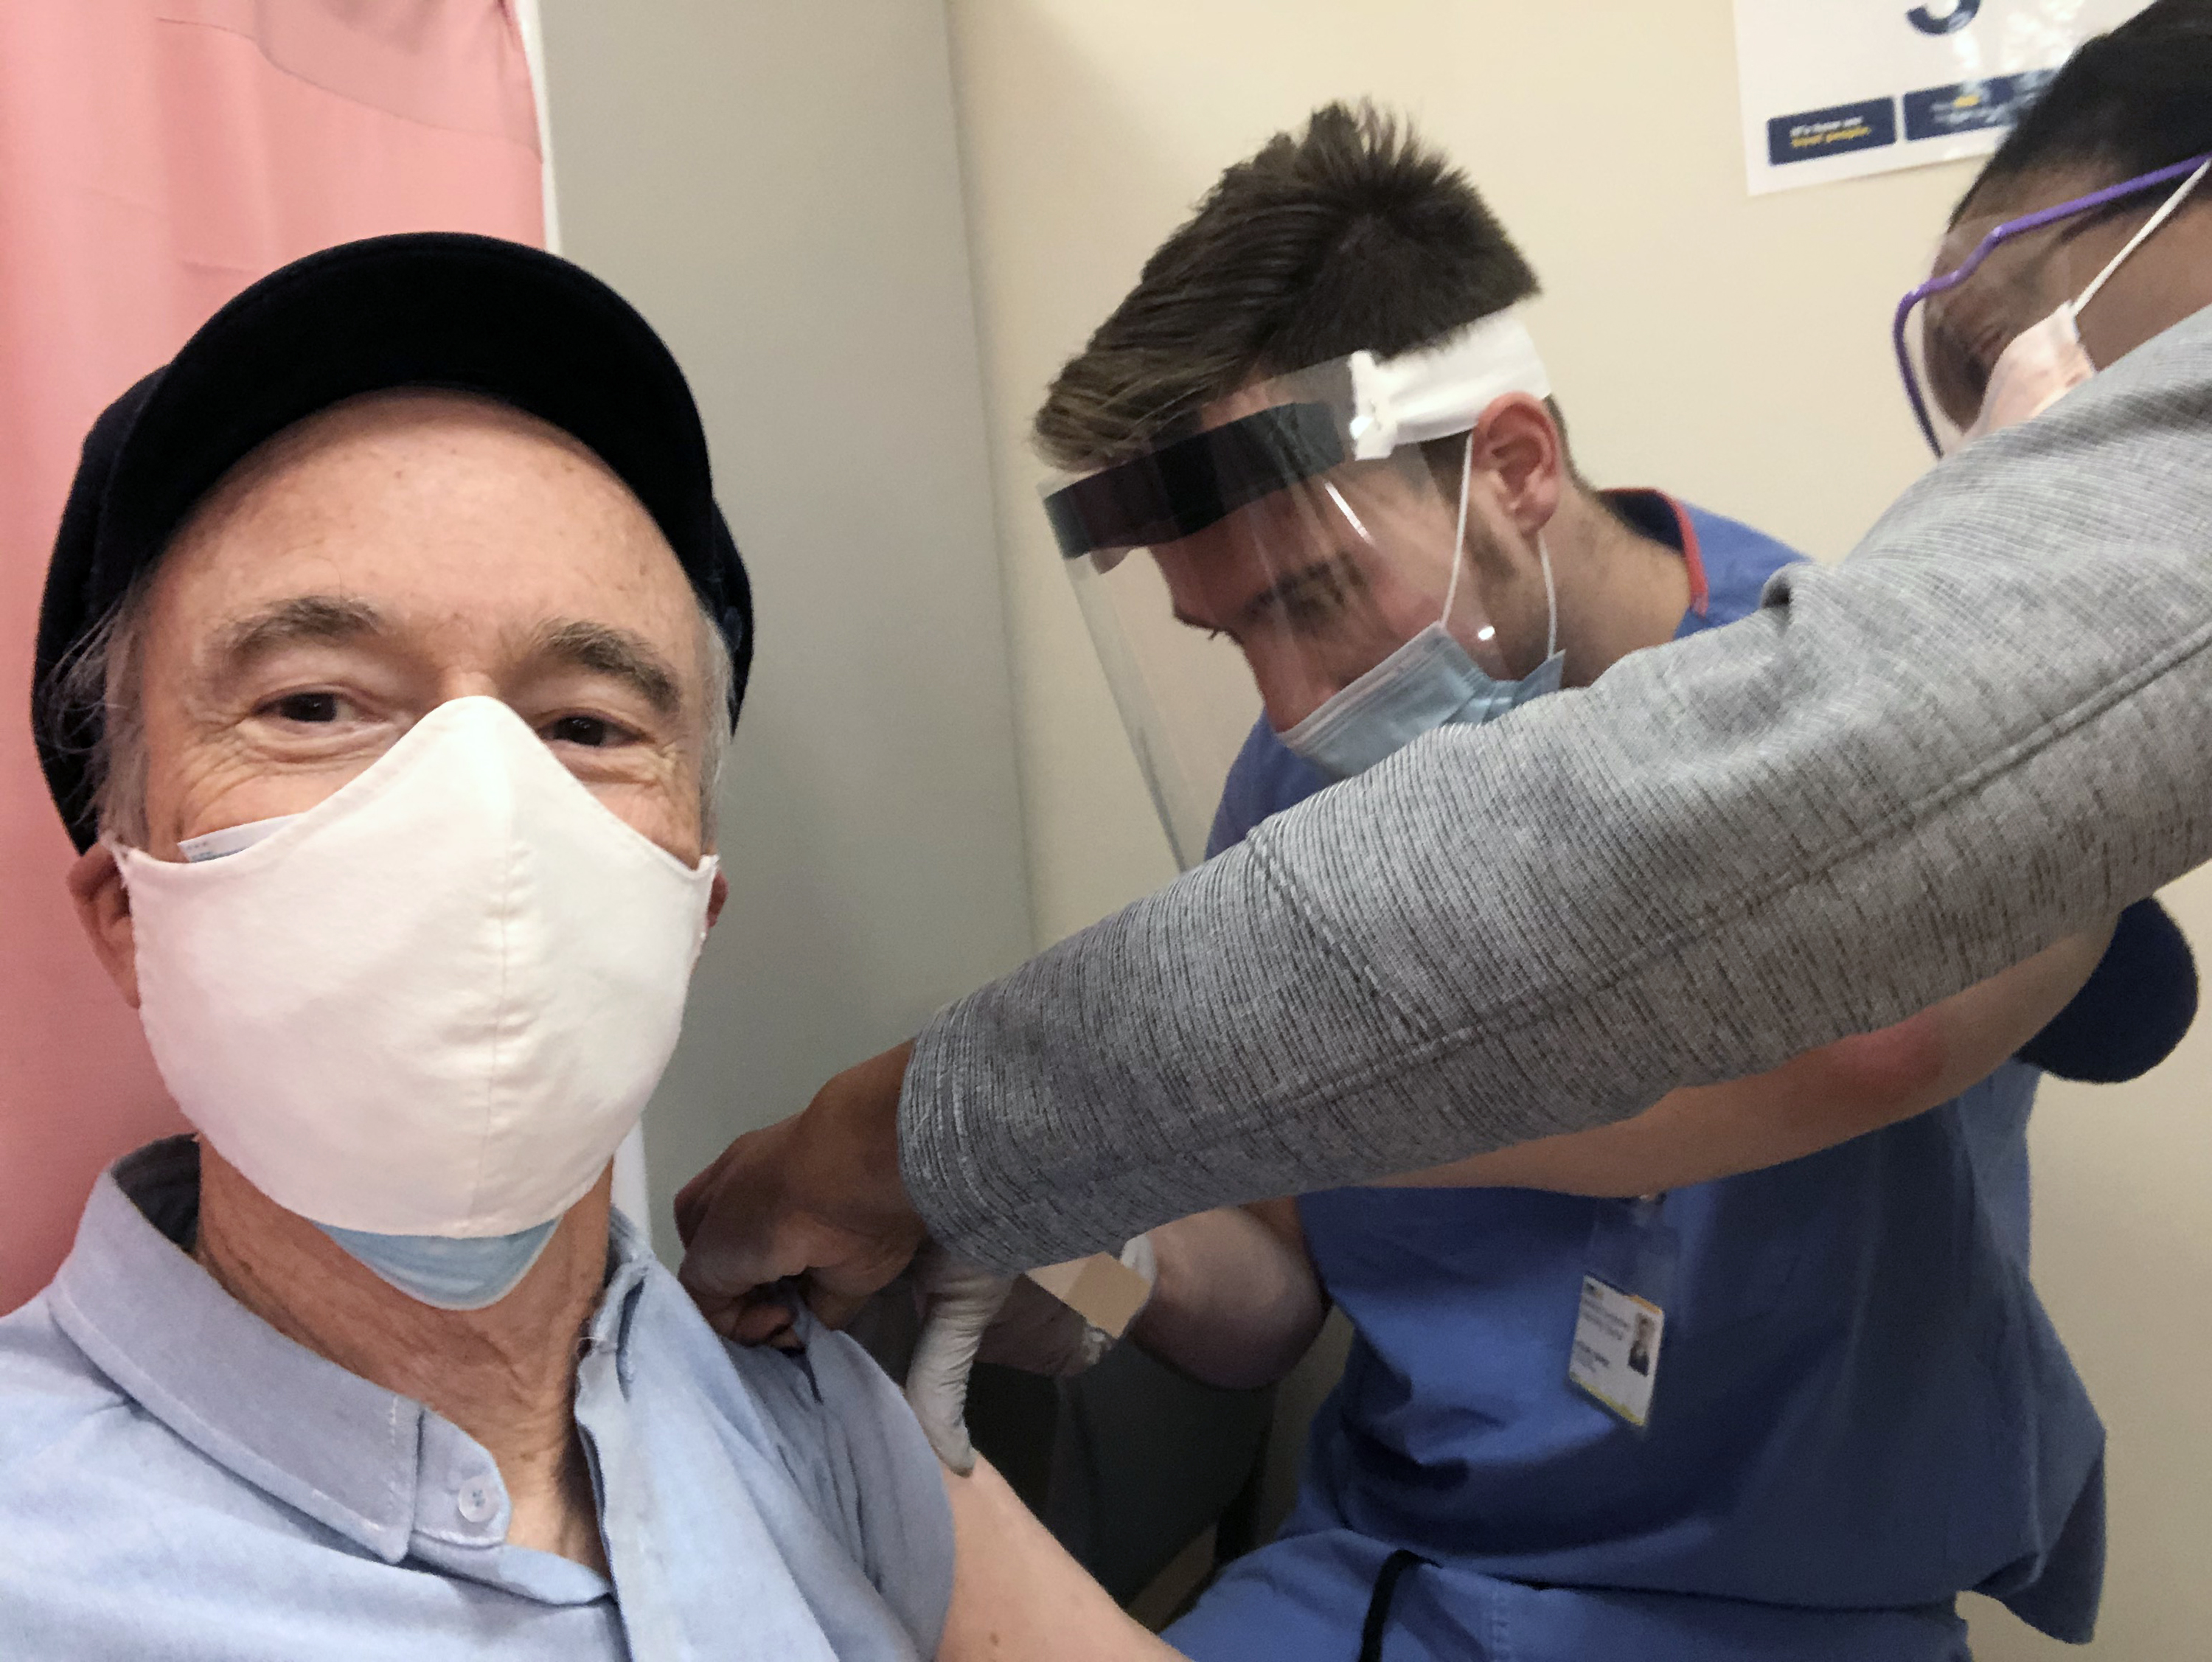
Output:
[1961, 157, 2211, 448]
[1958, 305, 2096, 447]
[114, 696, 718, 1276]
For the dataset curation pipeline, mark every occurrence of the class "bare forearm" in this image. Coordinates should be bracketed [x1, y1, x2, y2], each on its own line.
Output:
[938, 1457, 1178, 1661]
[1127, 1201, 1324, 1390]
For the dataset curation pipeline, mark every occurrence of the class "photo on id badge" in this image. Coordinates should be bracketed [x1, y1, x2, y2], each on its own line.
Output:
[1568, 1196, 1677, 1430]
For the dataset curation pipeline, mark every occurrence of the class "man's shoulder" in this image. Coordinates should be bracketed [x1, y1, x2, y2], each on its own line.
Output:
[708, 1294, 925, 1463]
[627, 1256, 933, 1483]
[624, 1263, 956, 1652]
[1211, 716, 1332, 856]
[0, 1288, 138, 1481]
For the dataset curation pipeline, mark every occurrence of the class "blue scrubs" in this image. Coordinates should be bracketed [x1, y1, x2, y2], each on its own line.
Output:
[1168, 493, 2105, 1662]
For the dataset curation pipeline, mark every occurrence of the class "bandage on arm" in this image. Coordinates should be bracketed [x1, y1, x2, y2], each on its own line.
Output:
[936, 1456, 1181, 1661]
[1377, 917, 2120, 1196]
[1126, 1199, 1325, 1391]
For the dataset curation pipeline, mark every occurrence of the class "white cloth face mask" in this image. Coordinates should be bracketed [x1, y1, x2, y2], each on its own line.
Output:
[1961, 157, 2211, 448]
[116, 695, 720, 1260]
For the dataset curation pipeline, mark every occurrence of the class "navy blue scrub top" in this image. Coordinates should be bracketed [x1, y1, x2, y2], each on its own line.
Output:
[1172, 493, 2107, 1662]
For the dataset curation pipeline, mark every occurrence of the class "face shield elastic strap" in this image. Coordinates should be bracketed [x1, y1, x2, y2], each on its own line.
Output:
[1043, 307, 1553, 562]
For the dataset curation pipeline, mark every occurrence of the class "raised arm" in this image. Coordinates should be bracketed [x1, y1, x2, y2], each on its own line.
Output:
[900, 311, 2212, 1270]
[679, 311, 2212, 1319]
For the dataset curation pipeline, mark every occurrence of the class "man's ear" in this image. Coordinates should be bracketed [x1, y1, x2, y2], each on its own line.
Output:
[1469, 393, 1565, 538]
[705, 869, 729, 931]
[66, 843, 140, 1009]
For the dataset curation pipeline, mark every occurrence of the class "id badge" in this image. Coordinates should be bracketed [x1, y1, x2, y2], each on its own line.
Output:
[1567, 1195, 1678, 1430]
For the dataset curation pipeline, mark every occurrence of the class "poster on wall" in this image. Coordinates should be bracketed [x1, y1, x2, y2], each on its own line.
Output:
[1733, 0, 2152, 195]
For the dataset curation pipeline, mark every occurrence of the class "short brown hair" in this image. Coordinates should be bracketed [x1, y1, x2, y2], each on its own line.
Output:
[1034, 101, 1540, 470]
[1966, 0, 2212, 219]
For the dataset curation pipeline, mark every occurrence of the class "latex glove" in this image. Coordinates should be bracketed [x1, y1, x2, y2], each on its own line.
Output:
[905, 1242, 1017, 1474]
[978, 1233, 1158, 1376]
[905, 1236, 1159, 1472]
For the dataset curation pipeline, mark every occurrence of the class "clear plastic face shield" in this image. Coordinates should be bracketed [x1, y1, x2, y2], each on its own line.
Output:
[1894, 153, 2212, 456]
[1042, 310, 1554, 867]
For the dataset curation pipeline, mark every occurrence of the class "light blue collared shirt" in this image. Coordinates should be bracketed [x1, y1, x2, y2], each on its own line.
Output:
[0, 1138, 953, 1661]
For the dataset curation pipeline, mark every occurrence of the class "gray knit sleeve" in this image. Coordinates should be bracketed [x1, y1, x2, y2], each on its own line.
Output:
[904, 310, 2212, 1272]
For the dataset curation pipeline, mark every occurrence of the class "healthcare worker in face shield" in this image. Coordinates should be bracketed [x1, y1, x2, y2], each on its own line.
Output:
[963, 104, 2199, 1661]
[681, 18, 2212, 1607]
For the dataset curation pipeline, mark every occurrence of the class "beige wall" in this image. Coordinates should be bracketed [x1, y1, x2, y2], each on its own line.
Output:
[538, 0, 1034, 1248]
[947, 2, 2210, 1654]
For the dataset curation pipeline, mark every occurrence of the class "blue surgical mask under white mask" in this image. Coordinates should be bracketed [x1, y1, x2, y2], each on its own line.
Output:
[319, 1219, 562, 1310]
[1279, 434, 1565, 780]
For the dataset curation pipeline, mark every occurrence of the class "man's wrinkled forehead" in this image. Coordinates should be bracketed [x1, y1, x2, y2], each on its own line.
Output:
[170, 386, 630, 546]
[154, 389, 684, 614]
[150, 387, 703, 690]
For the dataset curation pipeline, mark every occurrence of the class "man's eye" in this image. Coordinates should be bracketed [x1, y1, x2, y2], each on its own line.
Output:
[546, 714, 626, 748]
[267, 692, 341, 723]
[1279, 588, 1349, 631]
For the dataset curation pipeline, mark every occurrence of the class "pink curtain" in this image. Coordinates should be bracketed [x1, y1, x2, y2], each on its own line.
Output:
[1, 0, 546, 1311]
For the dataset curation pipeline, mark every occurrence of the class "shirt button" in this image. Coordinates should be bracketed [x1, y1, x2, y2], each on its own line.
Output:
[457, 1481, 499, 1525]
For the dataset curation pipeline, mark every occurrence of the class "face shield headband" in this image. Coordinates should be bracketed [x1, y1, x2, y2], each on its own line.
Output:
[1043, 310, 1556, 869]
[1042, 307, 1553, 566]
[1893, 151, 2212, 456]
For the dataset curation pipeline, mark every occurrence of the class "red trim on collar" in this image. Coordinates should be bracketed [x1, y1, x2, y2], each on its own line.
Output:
[1669, 493, 1710, 619]
[1624, 488, 1709, 619]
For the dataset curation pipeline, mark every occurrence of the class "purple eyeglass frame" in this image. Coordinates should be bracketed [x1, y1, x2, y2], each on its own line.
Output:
[1892, 151, 2212, 456]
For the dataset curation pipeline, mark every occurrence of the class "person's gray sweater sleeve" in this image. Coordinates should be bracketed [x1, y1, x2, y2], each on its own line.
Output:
[904, 309, 2212, 1273]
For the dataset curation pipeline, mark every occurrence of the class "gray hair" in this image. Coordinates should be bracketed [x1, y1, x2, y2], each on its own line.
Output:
[42, 577, 737, 851]
[695, 608, 735, 844]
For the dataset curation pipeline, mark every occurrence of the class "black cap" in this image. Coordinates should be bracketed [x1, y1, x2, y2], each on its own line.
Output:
[32, 231, 754, 852]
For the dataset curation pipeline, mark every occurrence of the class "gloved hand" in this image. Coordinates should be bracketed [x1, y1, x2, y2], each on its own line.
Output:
[904, 1236, 1158, 1473]
[903, 1243, 1017, 1475]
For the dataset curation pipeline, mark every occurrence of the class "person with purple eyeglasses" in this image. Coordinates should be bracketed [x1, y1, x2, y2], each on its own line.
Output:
[681, 7, 2212, 1645]
[1897, 138, 2211, 459]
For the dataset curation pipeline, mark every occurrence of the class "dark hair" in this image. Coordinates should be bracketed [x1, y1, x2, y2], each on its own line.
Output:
[1033, 101, 1540, 470]
[1969, 0, 2212, 212]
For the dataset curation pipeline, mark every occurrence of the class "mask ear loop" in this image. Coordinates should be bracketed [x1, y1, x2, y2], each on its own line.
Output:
[1537, 532, 1559, 662]
[1441, 428, 1475, 629]
[2070, 156, 2212, 320]
[1444, 428, 1560, 667]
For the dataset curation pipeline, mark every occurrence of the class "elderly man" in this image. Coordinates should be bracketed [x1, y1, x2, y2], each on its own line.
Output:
[0, 234, 1169, 1661]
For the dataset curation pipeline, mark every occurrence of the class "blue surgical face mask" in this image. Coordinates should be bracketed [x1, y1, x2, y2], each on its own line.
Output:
[1279, 433, 1564, 780]
[316, 1220, 563, 1310]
